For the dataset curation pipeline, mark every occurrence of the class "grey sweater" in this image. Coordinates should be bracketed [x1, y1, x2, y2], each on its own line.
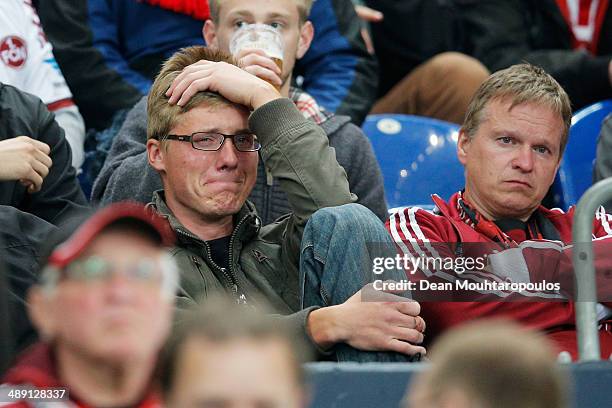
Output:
[91, 95, 387, 223]
[593, 114, 612, 210]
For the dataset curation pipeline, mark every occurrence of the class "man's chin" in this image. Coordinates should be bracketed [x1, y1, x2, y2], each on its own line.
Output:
[497, 198, 539, 219]
[205, 198, 245, 218]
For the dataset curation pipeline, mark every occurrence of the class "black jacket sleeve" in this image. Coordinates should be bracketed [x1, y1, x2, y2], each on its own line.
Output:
[34, 0, 143, 130]
[0, 85, 88, 225]
[457, 0, 612, 109]
[0, 206, 58, 361]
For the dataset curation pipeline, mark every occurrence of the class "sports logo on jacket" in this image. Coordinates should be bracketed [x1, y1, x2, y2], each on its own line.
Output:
[0, 36, 28, 68]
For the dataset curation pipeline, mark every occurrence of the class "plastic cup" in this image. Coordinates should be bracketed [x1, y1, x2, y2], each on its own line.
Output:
[229, 23, 284, 89]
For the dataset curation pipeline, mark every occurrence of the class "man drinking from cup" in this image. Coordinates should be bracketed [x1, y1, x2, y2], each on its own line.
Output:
[229, 23, 285, 91]
[203, 0, 311, 96]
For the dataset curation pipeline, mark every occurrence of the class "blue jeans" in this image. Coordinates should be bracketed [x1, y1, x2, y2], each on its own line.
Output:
[300, 203, 418, 362]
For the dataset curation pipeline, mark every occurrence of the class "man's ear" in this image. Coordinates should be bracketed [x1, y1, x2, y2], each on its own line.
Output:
[296, 21, 314, 60]
[147, 138, 167, 174]
[457, 129, 470, 166]
[203, 20, 218, 48]
[27, 287, 55, 341]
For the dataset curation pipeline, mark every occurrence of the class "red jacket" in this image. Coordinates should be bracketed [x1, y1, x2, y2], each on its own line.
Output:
[386, 192, 612, 360]
[1, 343, 161, 408]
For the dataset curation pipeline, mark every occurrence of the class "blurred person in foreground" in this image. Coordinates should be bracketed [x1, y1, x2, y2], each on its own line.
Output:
[161, 299, 310, 408]
[1, 202, 177, 407]
[405, 320, 568, 408]
[387, 63, 612, 359]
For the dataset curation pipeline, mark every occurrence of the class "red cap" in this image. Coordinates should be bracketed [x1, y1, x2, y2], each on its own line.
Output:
[46, 202, 174, 269]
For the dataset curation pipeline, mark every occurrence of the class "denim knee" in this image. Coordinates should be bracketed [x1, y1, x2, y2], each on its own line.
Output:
[308, 203, 383, 231]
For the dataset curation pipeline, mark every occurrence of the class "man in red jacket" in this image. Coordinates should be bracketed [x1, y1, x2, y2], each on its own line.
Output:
[387, 63, 612, 360]
[1, 203, 177, 407]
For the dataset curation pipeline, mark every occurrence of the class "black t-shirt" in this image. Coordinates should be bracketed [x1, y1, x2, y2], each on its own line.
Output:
[494, 218, 531, 242]
[493, 210, 561, 242]
[208, 235, 231, 271]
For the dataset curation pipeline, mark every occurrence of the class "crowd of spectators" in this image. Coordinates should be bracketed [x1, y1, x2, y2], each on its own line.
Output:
[0, 0, 611, 406]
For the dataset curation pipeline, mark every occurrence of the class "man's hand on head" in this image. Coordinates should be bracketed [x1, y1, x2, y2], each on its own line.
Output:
[235, 48, 283, 89]
[354, 5, 384, 23]
[354, 5, 383, 54]
[0, 136, 52, 193]
[166, 60, 281, 111]
[307, 284, 427, 356]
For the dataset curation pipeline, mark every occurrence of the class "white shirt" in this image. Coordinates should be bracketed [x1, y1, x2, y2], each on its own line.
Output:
[0, 0, 73, 106]
[0, 0, 86, 168]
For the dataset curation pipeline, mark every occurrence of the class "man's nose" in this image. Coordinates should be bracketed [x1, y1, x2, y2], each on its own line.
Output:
[512, 146, 534, 172]
[105, 272, 134, 303]
[217, 138, 240, 169]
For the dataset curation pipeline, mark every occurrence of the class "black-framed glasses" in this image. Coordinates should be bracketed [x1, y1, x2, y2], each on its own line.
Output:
[161, 132, 261, 152]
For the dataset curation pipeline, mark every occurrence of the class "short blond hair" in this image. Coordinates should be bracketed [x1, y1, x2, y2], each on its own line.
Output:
[209, 0, 314, 24]
[405, 320, 568, 408]
[159, 297, 312, 398]
[462, 64, 572, 157]
[147, 46, 237, 141]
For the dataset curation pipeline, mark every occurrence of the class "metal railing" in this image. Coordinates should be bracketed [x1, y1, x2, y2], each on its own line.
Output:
[572, 177, 612, 361]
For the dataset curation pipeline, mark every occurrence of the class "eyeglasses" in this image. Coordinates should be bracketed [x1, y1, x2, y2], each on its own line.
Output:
[62, 256, 164, 285]
[161, 132, 261, 152]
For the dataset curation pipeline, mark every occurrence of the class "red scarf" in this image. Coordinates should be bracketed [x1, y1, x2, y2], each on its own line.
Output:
[141, 0, 210, 21]
[555, 0, 610, 54]
[456, 192, 544, 246]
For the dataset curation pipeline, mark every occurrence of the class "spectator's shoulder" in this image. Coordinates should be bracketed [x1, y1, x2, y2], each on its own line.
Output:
[0, 83, 48, 116]
[324, 114, 368, 142]
[386, 204, 451, 235]
[0, 83, 55, 139]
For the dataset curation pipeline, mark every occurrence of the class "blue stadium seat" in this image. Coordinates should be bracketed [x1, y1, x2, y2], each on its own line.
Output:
[306, 361, 612, 408]
[552, 100, 612, 209]
[362, 114, 463, 210]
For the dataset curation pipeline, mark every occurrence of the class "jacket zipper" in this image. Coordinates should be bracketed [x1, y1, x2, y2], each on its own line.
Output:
[228, 215, 251, 304]
[263, 166, 273, 224]
[175, 228, 241, 299]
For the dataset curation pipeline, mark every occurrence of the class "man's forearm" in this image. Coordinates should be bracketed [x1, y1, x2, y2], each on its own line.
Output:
[306, 306, 344, 350]
[248, 98, 354, 222]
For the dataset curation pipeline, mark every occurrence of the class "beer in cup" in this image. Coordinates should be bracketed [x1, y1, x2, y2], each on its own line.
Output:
[230, 23, 284, 90]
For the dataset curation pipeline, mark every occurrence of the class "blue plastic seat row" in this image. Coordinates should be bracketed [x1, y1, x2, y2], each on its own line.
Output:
[363, 100, 612, 211]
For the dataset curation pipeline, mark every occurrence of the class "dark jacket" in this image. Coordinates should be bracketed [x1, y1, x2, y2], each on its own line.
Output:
[0, 233, 13, 376]
[0, 83, 87, 224]
[457, 0, 612, 109]
[91, 94, 387, 223]
[0, 83, 87, 364]
[0, 207, 57, 370]
[151, 98, 354, 343]
[365, 0, 465, 97]
[33, 0, 143, 131]
[36, 0, 377, 127]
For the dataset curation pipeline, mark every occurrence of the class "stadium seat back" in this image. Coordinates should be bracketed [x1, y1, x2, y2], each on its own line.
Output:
[362, 114, 463, 209]
[552, 100, 612, 209]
